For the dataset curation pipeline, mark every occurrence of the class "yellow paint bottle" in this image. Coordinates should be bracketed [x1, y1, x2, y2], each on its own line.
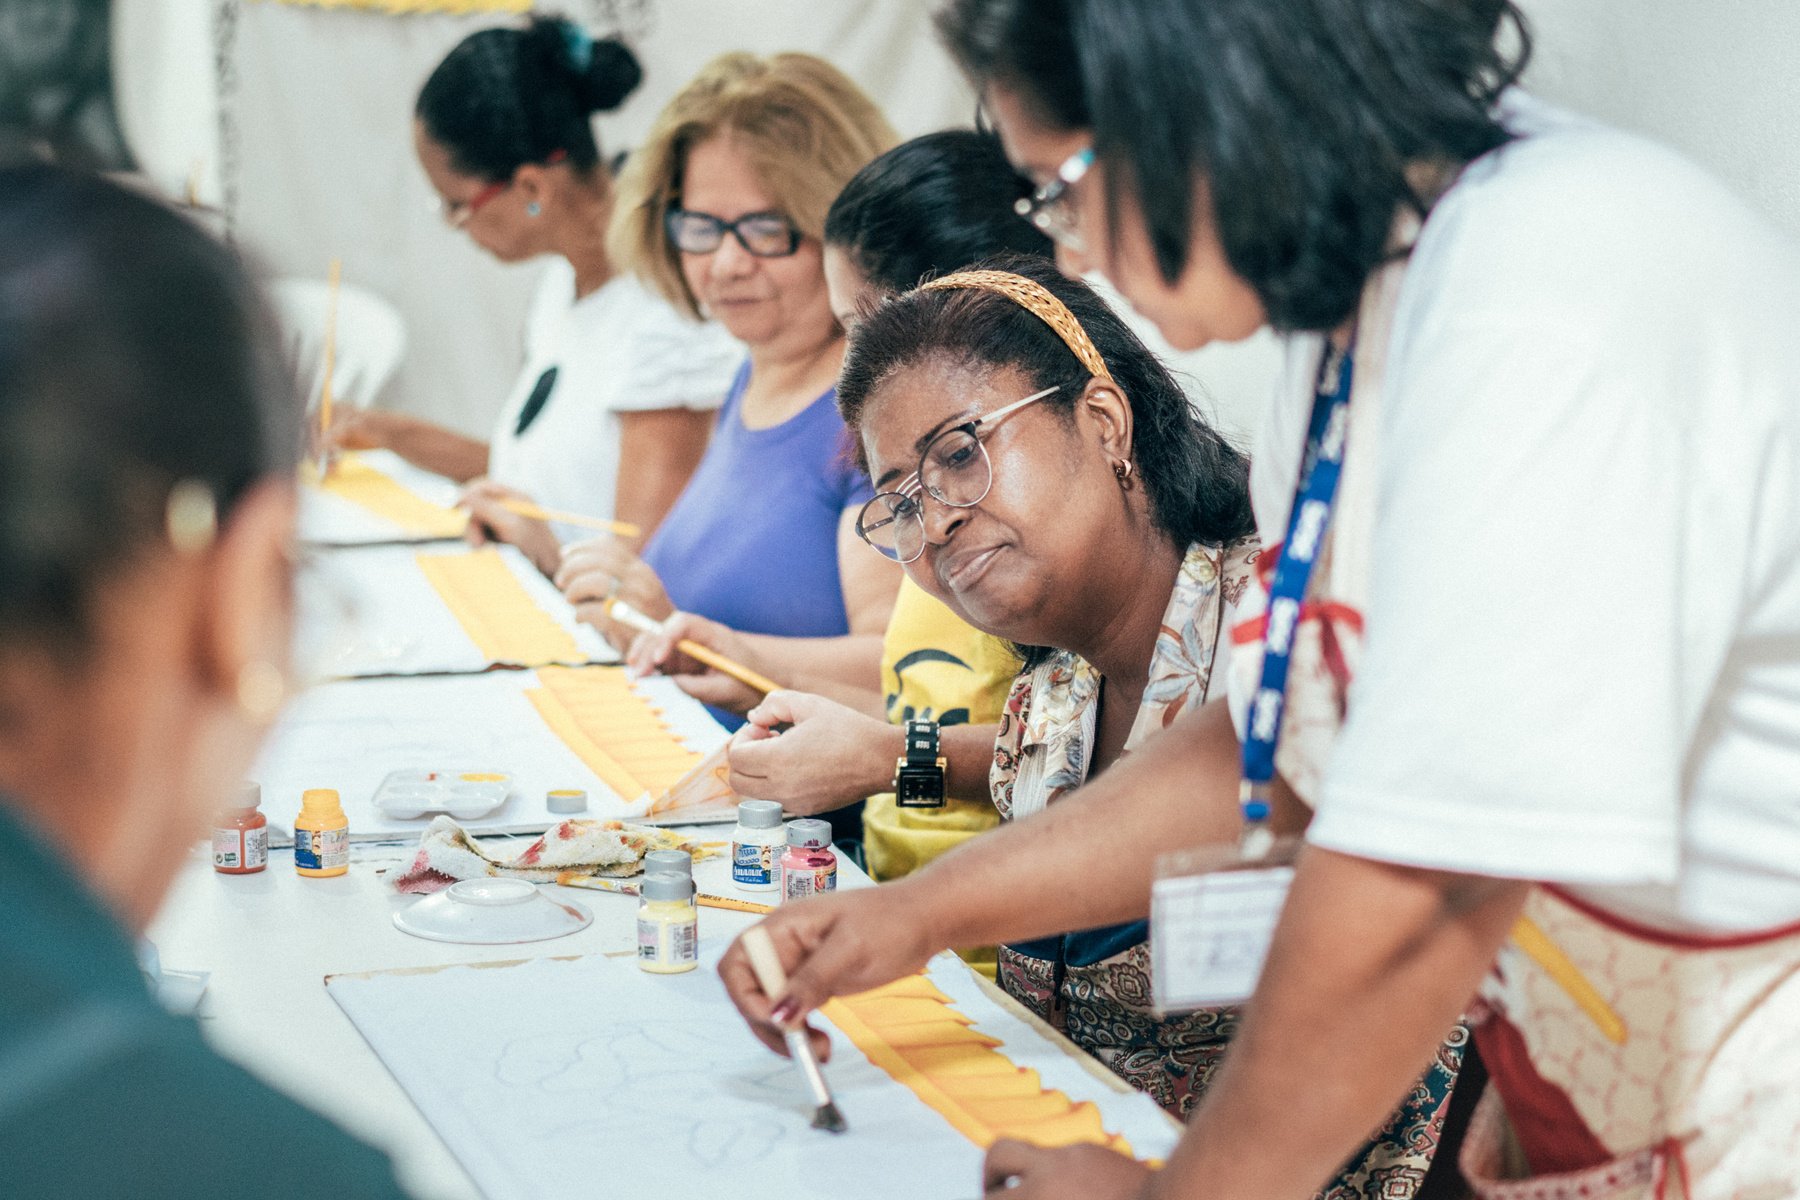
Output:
[293, 788, 349, 878]
[636, 872, 698, 974]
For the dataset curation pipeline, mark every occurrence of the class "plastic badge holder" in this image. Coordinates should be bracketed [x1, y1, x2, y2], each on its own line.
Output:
[1149, 834, 1302, 1016]
[373, 769, 511, 821]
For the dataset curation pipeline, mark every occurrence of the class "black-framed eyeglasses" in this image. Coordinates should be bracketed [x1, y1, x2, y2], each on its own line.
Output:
[1015, 146, 1095, 252]
[664, 208, 803, 258]
[856, 385, 1060, 563]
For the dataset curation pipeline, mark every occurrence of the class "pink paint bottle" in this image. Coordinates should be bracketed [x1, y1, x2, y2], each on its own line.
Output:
[780, 819, 837, 902]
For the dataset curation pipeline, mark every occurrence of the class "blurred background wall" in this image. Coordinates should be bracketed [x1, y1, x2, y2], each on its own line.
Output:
[81, 0, 1800, 450]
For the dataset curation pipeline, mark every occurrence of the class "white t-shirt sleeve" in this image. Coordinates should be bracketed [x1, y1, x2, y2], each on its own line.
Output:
[1308, 139, 1760, 888]
[599, 283, 741, 415]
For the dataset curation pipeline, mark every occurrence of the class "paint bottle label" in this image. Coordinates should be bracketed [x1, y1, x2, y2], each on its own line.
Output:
[731, 840, 781, 889]
[783, 861, 838, 902]
[637, 915, 698, 967]
[213, 828, 244, 870]
[235, 825, 268, 870]
[295, 827, 348, 872]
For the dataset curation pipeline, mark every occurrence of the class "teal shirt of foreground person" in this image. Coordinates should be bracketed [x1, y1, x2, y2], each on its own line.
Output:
[0, 802, 410, 1199]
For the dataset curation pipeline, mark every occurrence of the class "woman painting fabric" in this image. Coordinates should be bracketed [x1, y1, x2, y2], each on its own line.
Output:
[839, 257, 1266, 1115]
[334, 16, 740, 572]
[722, 1, 1800, 1197]
[630, 130, 1047, 882]
[0, 164, 406, 1197]
[820, 256, 1453, 1186]
[554, 51, 903, 753]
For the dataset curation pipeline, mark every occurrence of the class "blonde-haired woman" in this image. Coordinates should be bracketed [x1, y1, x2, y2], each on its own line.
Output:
[556, 53, 901, 756]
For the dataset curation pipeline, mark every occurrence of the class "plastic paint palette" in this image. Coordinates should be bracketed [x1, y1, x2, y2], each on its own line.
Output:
[373, 769, 512, 820]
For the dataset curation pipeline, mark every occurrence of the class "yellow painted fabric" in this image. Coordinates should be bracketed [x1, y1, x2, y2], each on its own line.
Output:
[265, 1, 528, 14]
[862, 580, 1019, 883]
[307, 453, 467, 539]
[821, 973, 1134, 1156]
[524, 667, 704, 803]
[415, 548, 584, 667]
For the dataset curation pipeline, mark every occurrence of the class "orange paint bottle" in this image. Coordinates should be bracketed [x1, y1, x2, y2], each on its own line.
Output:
[212, 782, 268, 875]
[293, 788, 349, 877]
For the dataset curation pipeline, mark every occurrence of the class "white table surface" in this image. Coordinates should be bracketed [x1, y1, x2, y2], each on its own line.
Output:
[148, 837, 873, 1200]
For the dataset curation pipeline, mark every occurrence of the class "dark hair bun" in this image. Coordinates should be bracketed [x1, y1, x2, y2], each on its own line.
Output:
[524, 17, 641, 114]
[421, 17, 641, 178]
[581, 37, 643, 113]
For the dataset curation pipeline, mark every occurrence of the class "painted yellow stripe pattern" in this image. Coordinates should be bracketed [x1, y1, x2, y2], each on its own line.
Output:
[307, 453, 468, 538]
[524, 667, 704, 804]
[415, 548, 584, 667]
[266, 0, 529, 14]
[821, 974, 1137, 1157]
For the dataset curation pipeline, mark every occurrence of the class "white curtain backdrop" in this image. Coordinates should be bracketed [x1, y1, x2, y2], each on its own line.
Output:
[111, 1, 1800, 450]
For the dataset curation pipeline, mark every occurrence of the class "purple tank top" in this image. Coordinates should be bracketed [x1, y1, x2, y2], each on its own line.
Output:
[643, 360, 873, 724]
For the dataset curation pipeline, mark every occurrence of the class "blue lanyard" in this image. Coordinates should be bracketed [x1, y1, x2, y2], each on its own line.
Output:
[1239, 338, 1355, 832]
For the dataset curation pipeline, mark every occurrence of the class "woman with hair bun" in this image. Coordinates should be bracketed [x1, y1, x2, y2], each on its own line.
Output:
[334, 15, 741, 573]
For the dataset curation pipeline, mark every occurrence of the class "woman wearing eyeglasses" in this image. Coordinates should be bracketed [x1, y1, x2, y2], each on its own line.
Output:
[554, 52, 903, 749]
[821, 257, 1286, 1122]
[331, 17, 741, 573]
[627, 131, 1048, 887]
[798, 257, 1455, 1185]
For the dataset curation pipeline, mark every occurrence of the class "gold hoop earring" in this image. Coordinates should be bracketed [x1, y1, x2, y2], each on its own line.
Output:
[1112, 458, 1135, 488]
[236, 661, 287, 722]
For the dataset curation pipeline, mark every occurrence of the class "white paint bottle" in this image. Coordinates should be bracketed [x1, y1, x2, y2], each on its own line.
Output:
[730, 800, 785, 892]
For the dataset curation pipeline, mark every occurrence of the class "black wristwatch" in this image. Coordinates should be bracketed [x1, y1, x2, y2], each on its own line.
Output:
[893, 719, 947, 808]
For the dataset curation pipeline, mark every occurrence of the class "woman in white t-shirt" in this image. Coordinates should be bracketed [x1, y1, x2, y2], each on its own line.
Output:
[720, 2, 1800, 1197]
[334, 17, 739, 573]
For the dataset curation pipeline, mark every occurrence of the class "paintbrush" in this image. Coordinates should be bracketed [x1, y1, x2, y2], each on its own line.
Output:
[608, 599, 783, 695]
[496, 498, 641, 539]
[317, 257, 342, 477]
[741, 925, 847, 1134]
[555, 872, 773, 914]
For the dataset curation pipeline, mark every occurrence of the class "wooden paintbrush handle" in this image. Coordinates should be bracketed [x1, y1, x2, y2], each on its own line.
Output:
[741, 924, 791, 998]
[676, 640, 782, 695]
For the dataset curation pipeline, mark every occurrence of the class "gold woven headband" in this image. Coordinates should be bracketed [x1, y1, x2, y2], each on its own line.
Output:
[919, 269, 1115, 384]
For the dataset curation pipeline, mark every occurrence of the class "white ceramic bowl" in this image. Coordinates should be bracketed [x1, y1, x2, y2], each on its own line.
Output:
[392, 878, 591, 944]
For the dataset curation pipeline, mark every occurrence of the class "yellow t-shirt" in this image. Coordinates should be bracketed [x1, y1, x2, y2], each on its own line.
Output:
[862, 578, 1019, 883]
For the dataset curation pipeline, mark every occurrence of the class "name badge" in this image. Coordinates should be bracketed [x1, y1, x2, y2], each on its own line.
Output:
[1150, 839, 1299, 1013]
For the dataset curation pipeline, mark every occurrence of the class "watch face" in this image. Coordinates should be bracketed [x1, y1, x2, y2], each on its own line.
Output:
[895, 770, 946, 809]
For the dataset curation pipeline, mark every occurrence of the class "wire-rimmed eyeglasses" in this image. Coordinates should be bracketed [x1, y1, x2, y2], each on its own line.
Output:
[856, 385, 1060, 563]
[1015, 146, 1095, 252]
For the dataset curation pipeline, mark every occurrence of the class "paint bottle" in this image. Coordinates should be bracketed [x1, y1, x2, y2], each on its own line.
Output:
[780, 819, 838, 902]
[730, 800, 785, 892]
[294, 788, 350, 878]
[644, 848, 693, 880]
[637, 871, 698, 974]
[212, 782, 268, 875]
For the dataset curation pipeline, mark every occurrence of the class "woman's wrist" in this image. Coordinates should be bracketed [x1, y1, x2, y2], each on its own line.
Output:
[866, 720, 908, 797]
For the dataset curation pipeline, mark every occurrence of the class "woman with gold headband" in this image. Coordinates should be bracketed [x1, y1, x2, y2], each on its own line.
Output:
[842, 258, 1268, 1098]
[738, 257, 1462, 1184]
